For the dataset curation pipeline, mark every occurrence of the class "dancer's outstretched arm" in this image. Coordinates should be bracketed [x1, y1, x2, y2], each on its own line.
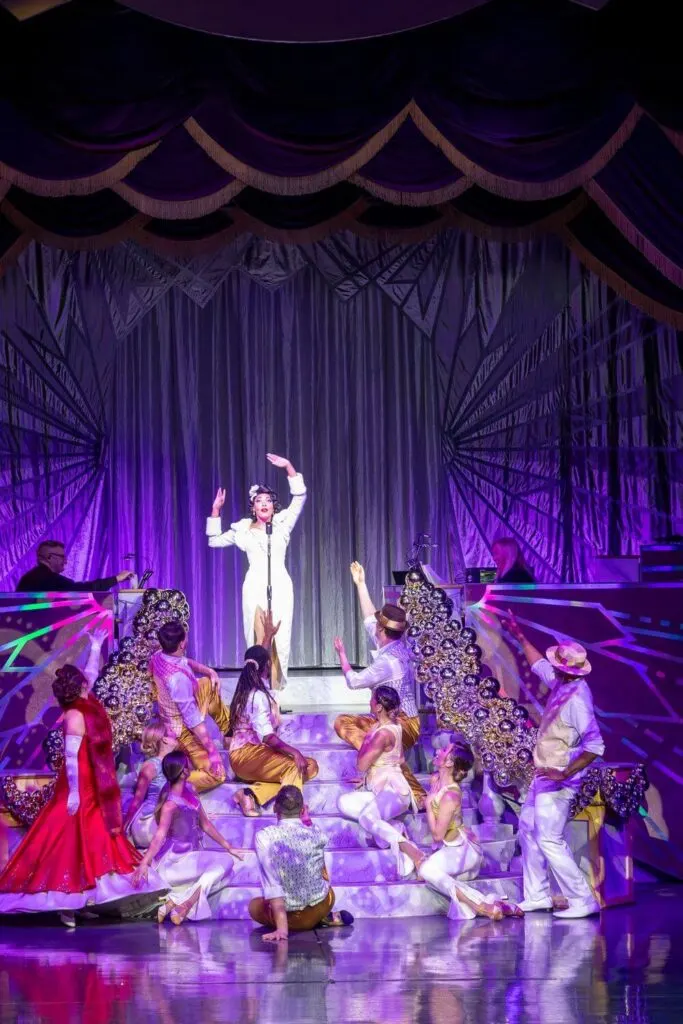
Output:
[83, 626, 109, 690]
[132, 802, 175, 884]
[505, 610, 544, 667]
[350, 561, 376, 618]
[198, 806, 243, 859]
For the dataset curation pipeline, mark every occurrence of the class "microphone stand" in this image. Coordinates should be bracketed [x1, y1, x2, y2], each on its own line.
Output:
[266, 521, 273, 618]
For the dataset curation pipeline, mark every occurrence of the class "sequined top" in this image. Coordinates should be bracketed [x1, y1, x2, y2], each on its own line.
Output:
[429, 782, 476, 847]
[255, 820, 329, 912]
[142, 756, 165, 805]
[158, 792, 204, 856]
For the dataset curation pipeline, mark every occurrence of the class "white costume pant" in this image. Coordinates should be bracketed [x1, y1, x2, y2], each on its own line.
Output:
[519, 775, 594, 904]
[418, 839, 487, 920]
[337, 789, 410, 854]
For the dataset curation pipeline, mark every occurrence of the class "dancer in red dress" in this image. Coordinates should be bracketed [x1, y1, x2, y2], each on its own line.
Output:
[0, 629, 164, 926]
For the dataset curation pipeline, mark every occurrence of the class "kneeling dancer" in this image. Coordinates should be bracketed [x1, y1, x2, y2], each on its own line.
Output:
[337, 685, 416, 878]
[250, 785, 353, 940]
[334, 561, 426, 808]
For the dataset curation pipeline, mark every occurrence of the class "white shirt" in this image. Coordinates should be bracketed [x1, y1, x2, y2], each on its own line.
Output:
[532, 658, 605, 772]
[343, 616, 418, 718]
[229, 689, 278, 753]
[255, 819, 329, 911]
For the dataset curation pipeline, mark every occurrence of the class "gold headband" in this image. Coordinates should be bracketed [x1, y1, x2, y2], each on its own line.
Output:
[377, 611, 407, 633]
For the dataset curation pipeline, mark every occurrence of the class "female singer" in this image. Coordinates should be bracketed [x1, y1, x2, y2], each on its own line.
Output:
[207, 453, 306, 687]
[0, 628, 164, 927]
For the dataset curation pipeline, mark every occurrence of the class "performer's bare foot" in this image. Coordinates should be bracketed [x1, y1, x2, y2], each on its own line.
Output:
[234, 788, 260, 817]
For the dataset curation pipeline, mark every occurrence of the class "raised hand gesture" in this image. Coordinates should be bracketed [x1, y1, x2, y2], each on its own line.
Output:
[266, 453, 290, 469]
[212, 487, 226, 515]
[505, 608, 524, 641]
[350, 561, 365, 585]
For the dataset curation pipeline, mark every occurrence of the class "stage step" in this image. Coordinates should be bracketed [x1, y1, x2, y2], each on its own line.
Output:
[204, 815, 517, 872]
[210, 873, 524, 920]
[220, 675, 370, 709]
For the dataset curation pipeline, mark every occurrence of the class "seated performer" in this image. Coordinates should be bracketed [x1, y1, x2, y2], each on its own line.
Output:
[249, 785, 354, 941]
[149, 622, 230, 793]
[229, 644, 318, 817]
[337, 685, 416, 879]
[122, 720, 168, 848]
[400, 743, 522, 920]
[334, 561, 426, 808]
[507, 613, 604, 918]
[0, 629, 164, 927]
[16, 539, 134, 592]
[132, 751, 242, 924]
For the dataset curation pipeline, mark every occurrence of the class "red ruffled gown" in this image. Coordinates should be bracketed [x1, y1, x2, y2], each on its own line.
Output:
[0, 694, 164, 914]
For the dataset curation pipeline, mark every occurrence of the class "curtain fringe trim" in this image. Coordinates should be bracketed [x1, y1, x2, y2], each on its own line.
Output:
[1, 201, 149, 251]
[562, 226, 683, 329]
[586, 179, 683, 290]
[0, 144, 159, 197]
[111, 179, 245, 220]
[184, 105, 412, 195]
[351, 173, 470, 206]
[411, 105, 643, 200]
[446, 190, 589, 242]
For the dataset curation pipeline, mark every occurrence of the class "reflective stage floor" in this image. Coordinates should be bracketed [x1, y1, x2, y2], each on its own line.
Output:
[1, 883, 682, 1023]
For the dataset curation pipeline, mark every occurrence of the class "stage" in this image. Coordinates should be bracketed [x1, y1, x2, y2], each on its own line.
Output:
[0, 883, 680, 1023]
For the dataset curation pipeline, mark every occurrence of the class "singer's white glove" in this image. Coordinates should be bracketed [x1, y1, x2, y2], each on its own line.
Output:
[65, 734, 83, 815]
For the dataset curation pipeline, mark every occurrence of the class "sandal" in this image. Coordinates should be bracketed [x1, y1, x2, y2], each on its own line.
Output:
[170, 889, 200, 926]
[234, 788, 261, 818]
[497, 901, 524, 918]
[320, 910, 354, 928]
[157, 899, 176, 924]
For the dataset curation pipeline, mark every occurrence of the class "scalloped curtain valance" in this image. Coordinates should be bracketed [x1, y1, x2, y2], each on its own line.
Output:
[1, 0, 682, 324]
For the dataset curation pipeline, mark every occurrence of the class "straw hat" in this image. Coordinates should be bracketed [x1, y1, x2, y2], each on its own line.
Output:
[545, 640, 591, 677]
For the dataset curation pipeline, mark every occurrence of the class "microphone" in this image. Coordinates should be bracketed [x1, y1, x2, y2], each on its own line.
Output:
[266, 522, 273, 536]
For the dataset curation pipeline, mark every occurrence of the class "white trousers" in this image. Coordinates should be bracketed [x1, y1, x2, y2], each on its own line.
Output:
[337, 789, 410, 851]
[519, 775, 594, 903]
[418, 840, 485, 920]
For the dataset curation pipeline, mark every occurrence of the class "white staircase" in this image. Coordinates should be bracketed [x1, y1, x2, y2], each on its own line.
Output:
[161, 676, 524, 919]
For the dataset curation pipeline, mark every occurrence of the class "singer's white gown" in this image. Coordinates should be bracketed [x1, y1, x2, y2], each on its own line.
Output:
[206, 474, 306, 685]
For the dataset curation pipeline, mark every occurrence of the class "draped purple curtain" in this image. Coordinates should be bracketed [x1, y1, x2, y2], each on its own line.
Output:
[1, 234, 681, 666]
[1, 1, 683, 324]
